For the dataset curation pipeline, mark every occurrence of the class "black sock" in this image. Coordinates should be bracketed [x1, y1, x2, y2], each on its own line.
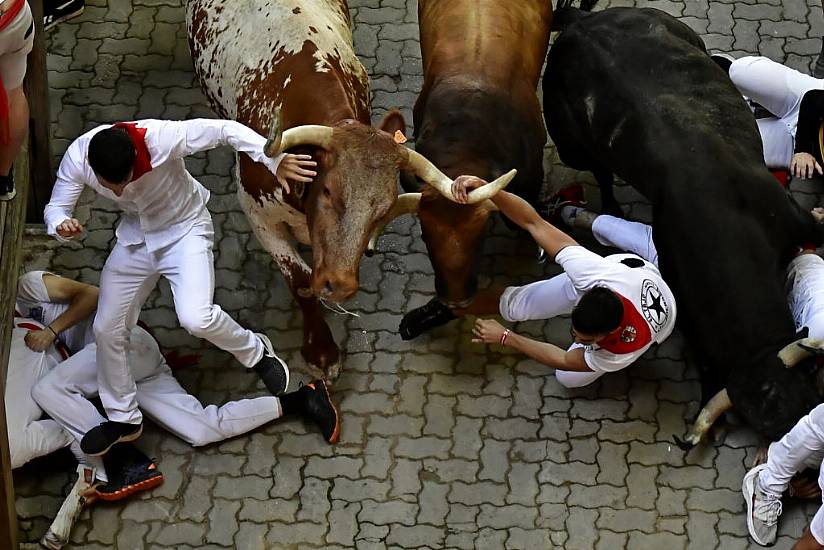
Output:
[279, 389, 305, 416]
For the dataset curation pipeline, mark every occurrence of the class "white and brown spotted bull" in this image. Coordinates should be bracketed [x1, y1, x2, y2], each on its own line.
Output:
[187, 0, 514, 380]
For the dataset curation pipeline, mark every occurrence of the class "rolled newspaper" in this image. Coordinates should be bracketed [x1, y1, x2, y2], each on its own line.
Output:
[41, 464, 96, 550]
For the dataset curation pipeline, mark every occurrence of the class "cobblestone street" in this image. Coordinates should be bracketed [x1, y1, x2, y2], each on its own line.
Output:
[11, 0, 824, 548]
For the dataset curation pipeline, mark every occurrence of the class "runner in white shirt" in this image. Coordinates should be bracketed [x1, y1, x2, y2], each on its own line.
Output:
[44, 119, 318, 455]
[449, 176, 677, 388]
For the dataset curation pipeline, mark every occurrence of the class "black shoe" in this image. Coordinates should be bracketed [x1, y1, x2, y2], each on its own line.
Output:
[44, 0, 85, 31]
[252, 333, 290, 395]
[399, 297, 456, 340]
[95, 443, 163, 501]
[80, 421, 142, 456]
[0, 169, 14, 201]
[299, 380, 340, 444]
[710, 53, 734, 75]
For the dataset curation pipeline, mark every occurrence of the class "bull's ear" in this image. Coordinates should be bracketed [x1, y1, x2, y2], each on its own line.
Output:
[378, 109, 406, 137]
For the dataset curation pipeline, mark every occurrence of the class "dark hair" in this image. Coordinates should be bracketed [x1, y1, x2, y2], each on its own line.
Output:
[571, 287, 623, 336]
[88, 127, 135, 184]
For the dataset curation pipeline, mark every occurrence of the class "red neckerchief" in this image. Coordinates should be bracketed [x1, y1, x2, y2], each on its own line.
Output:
[113, 122, 153, 181]
[596, 293, 652, 354]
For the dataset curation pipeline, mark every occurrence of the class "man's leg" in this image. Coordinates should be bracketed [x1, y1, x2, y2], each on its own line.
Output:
[126, 323, 339, 444]
[787, 253, 824, 340]
[31, 344, 107, 475]
[157, 231, 288, 394]
[744, 403, 824, 545]
[498, 273, 578, 323]
[83, 243, 159, 454]
[0, 1, 33, 199]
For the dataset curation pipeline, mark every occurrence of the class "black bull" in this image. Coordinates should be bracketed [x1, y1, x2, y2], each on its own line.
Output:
[544, 4, 824, 440]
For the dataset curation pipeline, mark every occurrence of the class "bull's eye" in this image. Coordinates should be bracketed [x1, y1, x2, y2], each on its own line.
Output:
[323, 187, 332, 197]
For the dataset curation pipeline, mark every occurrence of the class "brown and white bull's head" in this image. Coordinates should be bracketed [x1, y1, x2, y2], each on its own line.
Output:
[264, 111, 516, 303]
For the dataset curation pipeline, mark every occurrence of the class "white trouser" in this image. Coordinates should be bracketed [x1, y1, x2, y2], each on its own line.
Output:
[6, 329, 73, 468]
[94, 229, 264, 424]
[786, 254, 824, 340]
[729, 56, 824, 169]
[33, 326, 281, 479]
[592, 215, 659, 267]
[759, 403, 824, 545]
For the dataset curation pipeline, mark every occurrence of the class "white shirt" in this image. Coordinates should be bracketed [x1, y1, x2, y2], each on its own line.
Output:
[16, 271, 95, 354]
[556, 246, 677, 374]
[44, 119, 284, 252]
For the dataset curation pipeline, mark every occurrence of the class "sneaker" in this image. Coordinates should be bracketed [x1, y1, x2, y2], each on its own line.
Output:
[95, 445, 163, 502]
[252, 333, 290, 395]
[299, 380, 340, 444]
[0, 169, 14, 201]
[43, 0, 85, 32]
[711, 53, 735, 74]
[80, 421, 143, 456]
[545, 184, 586, 228]
[743, 464, 782, 546]
[398, 297, 456, 340]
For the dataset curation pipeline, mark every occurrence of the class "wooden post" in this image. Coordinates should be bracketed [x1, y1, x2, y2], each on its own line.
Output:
[25, 0, 51, 223]
[0, 140, 29, 550]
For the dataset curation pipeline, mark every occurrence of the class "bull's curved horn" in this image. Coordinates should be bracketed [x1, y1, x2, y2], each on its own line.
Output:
[673, 388, 732, 451]
[403, 149, 516, 204]
[365, 196, 500, 257]
[265, 110, 334, 157]
[778, 337, 824, 368]
[365, 193, 421, 256]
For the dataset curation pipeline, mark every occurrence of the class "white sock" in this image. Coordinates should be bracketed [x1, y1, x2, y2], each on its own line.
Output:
[69, 440, 107, 482]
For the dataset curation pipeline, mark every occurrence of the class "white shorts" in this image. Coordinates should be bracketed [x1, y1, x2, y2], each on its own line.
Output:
[0, 1, 33, 89]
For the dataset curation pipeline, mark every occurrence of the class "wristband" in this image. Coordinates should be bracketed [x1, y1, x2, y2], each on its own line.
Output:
[500, 329, 511, 346]
[47, 325, 58, 338]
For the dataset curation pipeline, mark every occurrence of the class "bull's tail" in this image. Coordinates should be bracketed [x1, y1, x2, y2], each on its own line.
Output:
[553, 0, 599, 32]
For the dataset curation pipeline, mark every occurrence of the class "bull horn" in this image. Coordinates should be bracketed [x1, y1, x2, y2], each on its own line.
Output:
[673, 388, 732, 450]
[365, 196, 499, 257]
[778, 337, 824, 368]
[366, 193, 421, 256]
[265, 109, 334, 157]
[403, 149, 516, 204]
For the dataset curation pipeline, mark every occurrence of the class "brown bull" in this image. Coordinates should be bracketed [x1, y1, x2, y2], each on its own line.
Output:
[187, 0, 513, 379]
[397, 0, 553, 340]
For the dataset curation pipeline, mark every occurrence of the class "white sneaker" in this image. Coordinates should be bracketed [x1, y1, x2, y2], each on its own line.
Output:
[743, 464, 782, 546]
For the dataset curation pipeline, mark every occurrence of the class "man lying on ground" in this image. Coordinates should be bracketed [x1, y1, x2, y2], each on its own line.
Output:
[449, 176, 677, 388]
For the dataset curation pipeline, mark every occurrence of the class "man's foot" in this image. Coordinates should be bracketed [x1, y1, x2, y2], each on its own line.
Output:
[710, 53, 735, 74]
[44, 0, 85, 32]
[252, 333, 290, 395]
[545, 184, 586, 228]
[743, 464, 782, 546]
[0, 170, 14, 201]
[80, 421, 143, 456]
[399, 297, 456, 340]
[298, 380, 340, 444]
[95, 445, 163, 501]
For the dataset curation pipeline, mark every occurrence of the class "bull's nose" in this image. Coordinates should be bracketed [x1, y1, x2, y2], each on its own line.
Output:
[313, 273, 358, 302]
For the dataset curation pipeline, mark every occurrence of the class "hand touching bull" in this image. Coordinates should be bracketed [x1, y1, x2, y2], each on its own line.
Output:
[273, 153, 317, 194]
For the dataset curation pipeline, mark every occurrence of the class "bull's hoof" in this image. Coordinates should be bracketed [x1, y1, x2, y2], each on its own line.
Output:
[399, 297, 456, 340]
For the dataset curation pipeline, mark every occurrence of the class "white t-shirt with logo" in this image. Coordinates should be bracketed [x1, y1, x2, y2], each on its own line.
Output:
[555, 246, 677, 373]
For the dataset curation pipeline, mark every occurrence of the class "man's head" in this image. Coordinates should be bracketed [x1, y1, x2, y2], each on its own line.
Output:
[88, 127, 135, 196]
[570, 286, 623, 344]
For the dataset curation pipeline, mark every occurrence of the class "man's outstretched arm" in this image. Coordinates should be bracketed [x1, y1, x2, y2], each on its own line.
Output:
[452, 175, 579, 259]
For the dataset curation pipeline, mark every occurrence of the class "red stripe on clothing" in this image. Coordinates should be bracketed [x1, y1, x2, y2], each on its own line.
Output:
[0, 0, 26, 145]
[113, 122, 153, 181]
[597, 293, 652, 355]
